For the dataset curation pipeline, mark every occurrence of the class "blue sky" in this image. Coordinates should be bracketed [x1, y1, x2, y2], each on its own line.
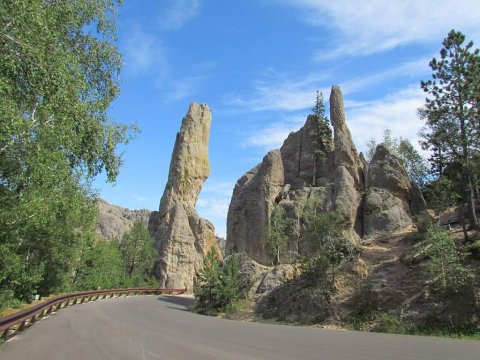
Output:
[95, 0, 480, 237]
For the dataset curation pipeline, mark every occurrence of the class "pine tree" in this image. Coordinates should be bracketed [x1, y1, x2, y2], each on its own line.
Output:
[266, 204, 289, 265]
[312, 90, 325, 119]
[419, 30, 480, 231]
[193, 248, 240, 314]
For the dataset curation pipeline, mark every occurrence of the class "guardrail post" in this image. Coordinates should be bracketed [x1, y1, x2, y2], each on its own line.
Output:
[18, 320, 26, 332]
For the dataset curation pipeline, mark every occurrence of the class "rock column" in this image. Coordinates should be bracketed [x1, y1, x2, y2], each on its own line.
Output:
[149, 103, 221, 291]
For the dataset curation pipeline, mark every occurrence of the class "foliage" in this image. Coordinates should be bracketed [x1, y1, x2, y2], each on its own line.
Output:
[348, 312, 480, 339]
[311, 90, 332, 146]
[0, 290, 22, 314]
[421, 224, 475, 295]
[469, 240, 480, 258]
[71, 235, 127, 291]
[366, 129, 429, 186]
[422, 176, 460, 213]
[194, 248, 240, 315]
[0, 1, 138, 301]
[372, 314, 410, 335]
[266, 204, 289, 265]
[419, 30, 480, 229]
[312, 90, 328, 124]
[301, 197, 358, 291]
[119, 221, 157, 286]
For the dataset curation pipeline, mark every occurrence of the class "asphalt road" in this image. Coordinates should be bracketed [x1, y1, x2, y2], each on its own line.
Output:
[1, 295, 479, 360]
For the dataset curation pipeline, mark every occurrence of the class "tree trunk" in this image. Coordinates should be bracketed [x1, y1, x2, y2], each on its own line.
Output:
[466, 175, 478, 231]
[460, 203, 470, 242]
[274, 247, 280, 266]
[312, 155, 317, 186]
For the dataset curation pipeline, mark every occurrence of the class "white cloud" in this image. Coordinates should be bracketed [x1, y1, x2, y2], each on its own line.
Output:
[160, 0, 200, 30]
[164, 75, 206, 103]
[346, 85, 426, 154]
[226, 70, 329, 112]
[278, 0, 480, 58]
[196, 180, 235, 238]
[243, 115, 306, 150]
[228, 58, 429, 113]
[242, 83, 428, 156]
[124, 28, 168, 77]
[341, 58, 430, 94]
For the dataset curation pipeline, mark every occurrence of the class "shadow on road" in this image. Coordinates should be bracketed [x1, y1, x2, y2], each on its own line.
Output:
[157, 295, 194, 311]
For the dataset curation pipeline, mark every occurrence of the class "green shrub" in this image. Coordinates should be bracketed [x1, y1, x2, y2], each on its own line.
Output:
[373, 314, 409, 334]
[469, 240, 480, 258]
[301, 209, 358, 290]
[0, 290, 22, 313]
[193, 248, 240, 315]
[421, 224, 475, 295]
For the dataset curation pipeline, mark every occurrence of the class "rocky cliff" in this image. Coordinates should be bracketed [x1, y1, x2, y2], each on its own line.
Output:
[226, 86, 428, 265]
[149, 103, 221, 290]
[96, 199, 151, 240]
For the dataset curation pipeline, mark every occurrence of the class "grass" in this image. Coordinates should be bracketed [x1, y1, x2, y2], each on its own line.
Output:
[347, 313, 480, 340]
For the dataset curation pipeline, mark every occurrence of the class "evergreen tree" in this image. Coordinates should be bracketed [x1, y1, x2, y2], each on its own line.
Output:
[312, 90, 326, 120]
[193, 248, 240, 314]
[311, 90, 332, 185]
[311, 90, 331, 129]
[422, 224, 474, 295]
[419, 30, 480, 230]
[301, 195, 357, 290]
[266, 204, 289, 265]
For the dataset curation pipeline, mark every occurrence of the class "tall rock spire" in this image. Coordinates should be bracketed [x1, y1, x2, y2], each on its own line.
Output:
[330, 85, 363, 185]
[149, 103, 221, 291]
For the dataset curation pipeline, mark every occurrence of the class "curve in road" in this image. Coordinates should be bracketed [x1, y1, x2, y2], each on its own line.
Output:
[1, 295, 479, 360]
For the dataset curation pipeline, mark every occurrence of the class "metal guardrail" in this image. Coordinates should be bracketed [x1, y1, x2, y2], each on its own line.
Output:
[0, 287, 186, 340]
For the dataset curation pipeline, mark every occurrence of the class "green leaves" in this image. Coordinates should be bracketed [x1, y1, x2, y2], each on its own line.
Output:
[193, 248, 240, 315]
[421, 224, 474, 295]
[266, 204, 289, 265]
[0, 1, 138, 302]
[72, 235, 127, 291]
[119, 221, 157, 286]
[301, 196, 358, 290]
[419, 30, 480, 229]
[366, 129, 429, 186]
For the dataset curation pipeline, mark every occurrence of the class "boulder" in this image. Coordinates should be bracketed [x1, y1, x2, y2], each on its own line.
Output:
[149, 103, 221, 291]
[230, 253, 297, 299]
[363, 144, 428, 239]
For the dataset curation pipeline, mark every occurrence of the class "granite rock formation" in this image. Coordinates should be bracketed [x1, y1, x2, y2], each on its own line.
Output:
[363, 144, 427, 239]
[96, 199, 151, 240]
[226, 86, 427, 265]
[148, 103, 221, 290]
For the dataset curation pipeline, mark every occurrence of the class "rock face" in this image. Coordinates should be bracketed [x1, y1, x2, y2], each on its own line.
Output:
[227, 150, 284, 264]
[96, 199, 151, 240]
[226, 86, 427, 265]
[148, 103, 221, 290]
[363, 144, 428, 239]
